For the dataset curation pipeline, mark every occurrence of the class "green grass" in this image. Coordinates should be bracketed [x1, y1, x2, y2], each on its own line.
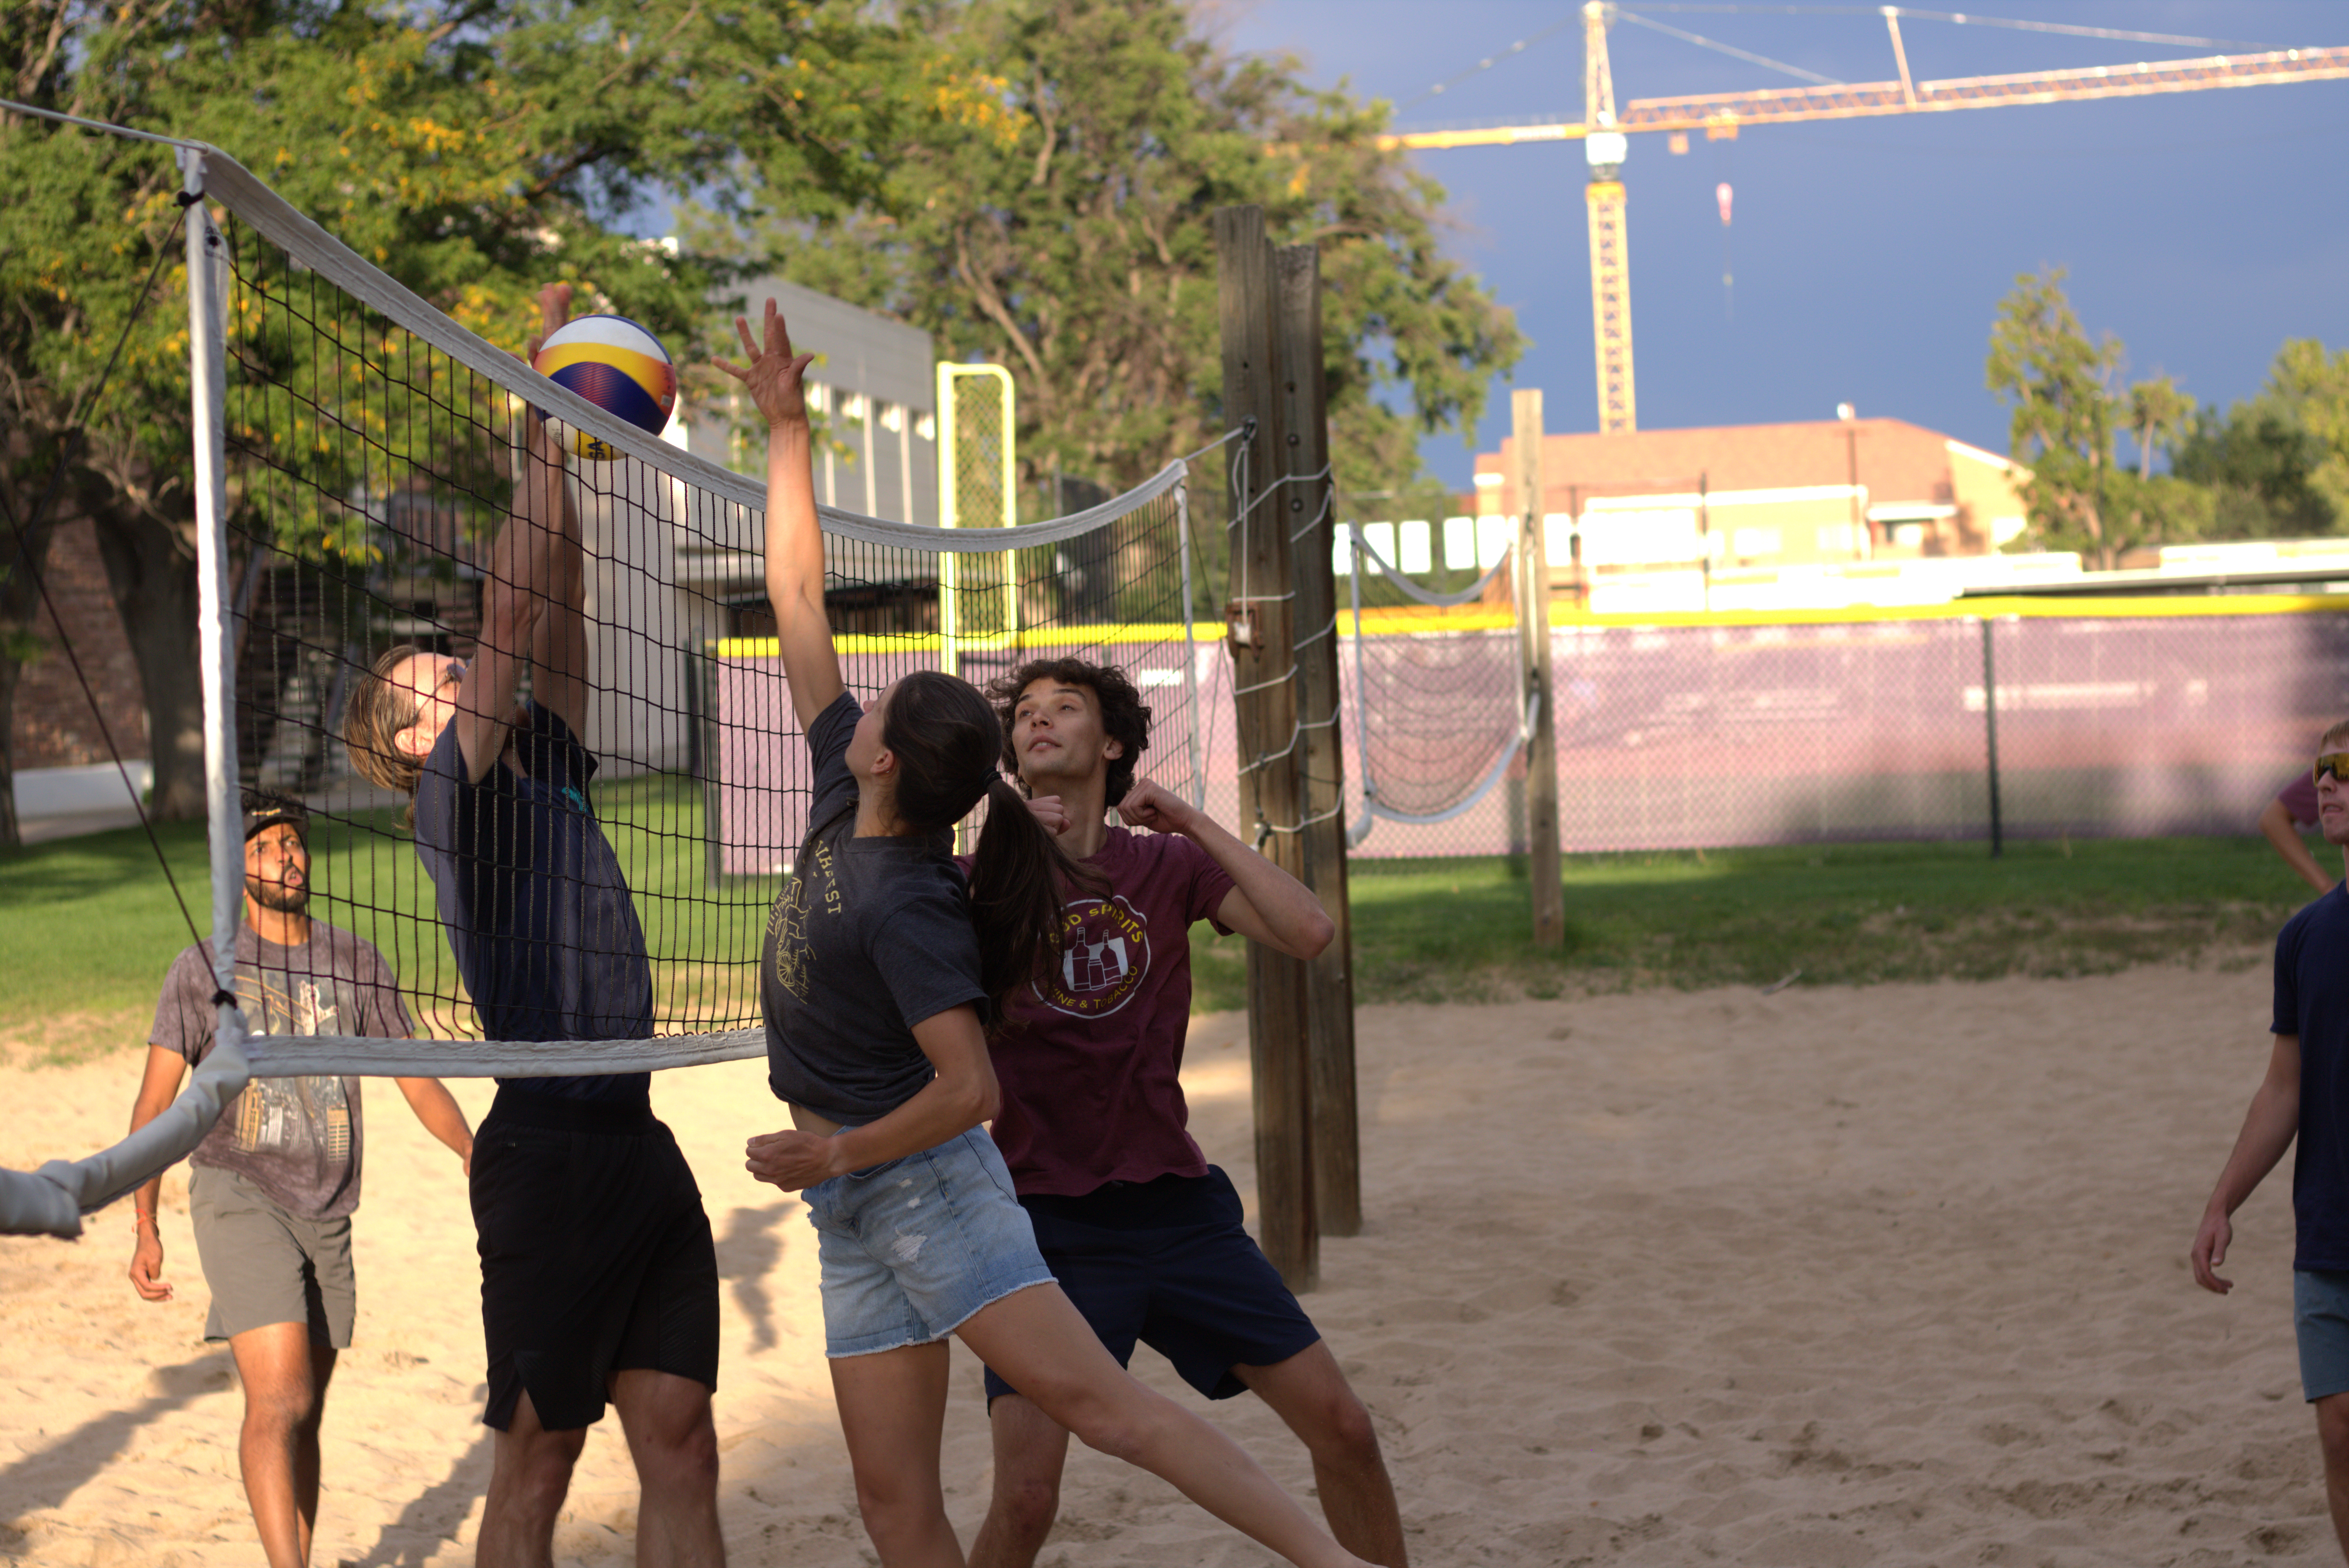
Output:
[1188, 835, 2315, 1012]
[0, 775, 787, 1063]
[2, 812, 2316, 1062]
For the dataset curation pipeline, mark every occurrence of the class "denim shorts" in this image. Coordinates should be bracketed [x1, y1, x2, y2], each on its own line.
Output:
[2295, 1269, 2349, 1401]
[802, 1126, 1056, 1357]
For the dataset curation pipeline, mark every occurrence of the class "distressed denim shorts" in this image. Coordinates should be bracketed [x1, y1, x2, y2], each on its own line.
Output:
[803, 1126, 1056, 1357]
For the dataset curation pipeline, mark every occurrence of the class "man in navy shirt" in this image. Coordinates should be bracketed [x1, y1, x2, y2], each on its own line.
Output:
[343, 285, 723, 1567]
[2195, 718, 2349, 1563]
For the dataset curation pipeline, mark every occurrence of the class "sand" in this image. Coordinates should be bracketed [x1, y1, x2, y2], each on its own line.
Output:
[0, 962, 2328, 1567]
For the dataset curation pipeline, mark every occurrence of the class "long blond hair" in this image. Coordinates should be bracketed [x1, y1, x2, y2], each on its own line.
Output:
[342, 647, 431, 809]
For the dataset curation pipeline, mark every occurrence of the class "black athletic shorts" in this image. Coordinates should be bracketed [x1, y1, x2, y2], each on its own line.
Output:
[470, 1088, 720, 1431]
[982, 1166, 1320, 1405]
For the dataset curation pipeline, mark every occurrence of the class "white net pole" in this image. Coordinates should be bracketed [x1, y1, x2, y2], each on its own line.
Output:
[0, 148, 255, 1236]
[1177, 481, 1205, 812]
[188, 152, 249, 1018]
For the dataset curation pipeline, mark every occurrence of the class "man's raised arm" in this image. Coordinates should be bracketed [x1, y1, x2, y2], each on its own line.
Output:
[452, 284, 579, 782]
[1114, 777, 1335, 961]
[521, 284, 590, 736]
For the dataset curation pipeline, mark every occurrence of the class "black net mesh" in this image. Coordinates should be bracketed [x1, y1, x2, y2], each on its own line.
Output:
[218, 212, 1207, 1049]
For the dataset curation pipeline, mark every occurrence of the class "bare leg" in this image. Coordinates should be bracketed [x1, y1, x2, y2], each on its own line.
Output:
[228, 1323, 336, 1568]
[967, 1392, 1072, 1568]
[1236, 1343, 1407, 1568]
[955, 1285, 1369, 1568]
[828, 1341, 961, 1567]
[2318, 1391, 2349, 1564]
[477, 1390, 588, 1568]
[610, 1369, 727, 1567]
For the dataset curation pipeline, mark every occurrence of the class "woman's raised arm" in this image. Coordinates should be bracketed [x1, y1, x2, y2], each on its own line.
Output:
[715, 300, 838, 728]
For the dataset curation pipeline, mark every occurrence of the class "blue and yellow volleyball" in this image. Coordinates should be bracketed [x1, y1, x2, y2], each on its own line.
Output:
[531, 315, 677, 461]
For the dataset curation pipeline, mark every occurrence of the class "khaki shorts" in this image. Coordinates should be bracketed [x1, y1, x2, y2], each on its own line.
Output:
[188, 1164, 355, 1347]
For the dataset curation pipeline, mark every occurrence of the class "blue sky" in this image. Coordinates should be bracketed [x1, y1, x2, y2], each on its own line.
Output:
[1215, 1, 2349, 491]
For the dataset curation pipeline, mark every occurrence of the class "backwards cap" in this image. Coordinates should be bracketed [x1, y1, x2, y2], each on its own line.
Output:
[242, 788, 309, 845]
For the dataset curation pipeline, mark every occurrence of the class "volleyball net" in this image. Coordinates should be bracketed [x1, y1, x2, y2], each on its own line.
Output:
[201, 154, 1218, 1083]
[2, 135, 1245, 1233]
[1334, 521, 1528, 850]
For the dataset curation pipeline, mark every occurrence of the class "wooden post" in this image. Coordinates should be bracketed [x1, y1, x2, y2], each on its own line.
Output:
[1215, 206, 1316, 1290]
[1274, 242, 1360, 1238]
[1514, 389, 1563, 947]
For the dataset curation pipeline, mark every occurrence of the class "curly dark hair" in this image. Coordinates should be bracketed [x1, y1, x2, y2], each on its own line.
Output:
[986, 657, 1152, 807]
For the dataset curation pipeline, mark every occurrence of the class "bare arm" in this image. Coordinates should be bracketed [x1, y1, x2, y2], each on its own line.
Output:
[2260, 798, 2335, 897]
[523, 283, 591, 734]
[126, 1045, 188, 1302]
[453, 286, 582, 782]
[1114, 776, 1334, 961]
[714, 300, 837, 727]
[393, 1078, 474, 1173]
[743, 1004, 999, 1191]
[2192, 1031, 2302, 1294]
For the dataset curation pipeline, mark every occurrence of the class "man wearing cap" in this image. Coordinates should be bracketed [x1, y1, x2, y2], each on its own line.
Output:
[125, 789, 472, 1568]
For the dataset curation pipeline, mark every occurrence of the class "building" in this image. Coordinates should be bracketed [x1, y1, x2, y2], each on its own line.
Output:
[1462, 416, 2050, 612]
[681, 276, 937, 527]
[668, 275, 942, 646]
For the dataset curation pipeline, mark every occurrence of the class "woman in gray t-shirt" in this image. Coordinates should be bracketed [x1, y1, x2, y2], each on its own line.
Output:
[720, 304, 1373, 1568]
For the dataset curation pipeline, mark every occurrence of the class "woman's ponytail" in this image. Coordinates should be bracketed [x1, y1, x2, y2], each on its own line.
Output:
[967, 773, 1097, 1027]
[878, 670, 1098, 1026]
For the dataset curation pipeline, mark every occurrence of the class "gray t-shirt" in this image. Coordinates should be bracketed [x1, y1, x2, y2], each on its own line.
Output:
[760, 691, 989, 1122]
[151, 923, 412, 1220]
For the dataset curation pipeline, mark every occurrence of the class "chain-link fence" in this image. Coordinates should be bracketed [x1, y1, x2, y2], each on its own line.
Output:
[1293, 604, 2349, 858]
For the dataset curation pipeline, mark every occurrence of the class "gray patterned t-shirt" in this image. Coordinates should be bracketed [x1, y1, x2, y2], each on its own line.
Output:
[152, 923, 411, 1220]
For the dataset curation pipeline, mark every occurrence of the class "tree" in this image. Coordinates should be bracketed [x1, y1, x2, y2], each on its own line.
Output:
[2270, 339, 2349, 522]
[2170, 339, 2349, 537]
[697, 0, 1523, 540]
[1984, 268, 2206, 568]
[2, 0, 955, 836]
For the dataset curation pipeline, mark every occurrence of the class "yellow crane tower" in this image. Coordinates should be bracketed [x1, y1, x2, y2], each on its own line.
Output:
[1384, 4, 2349, 434]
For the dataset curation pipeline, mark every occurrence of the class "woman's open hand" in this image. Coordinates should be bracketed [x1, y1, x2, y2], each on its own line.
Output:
[713, 298, 818, 431]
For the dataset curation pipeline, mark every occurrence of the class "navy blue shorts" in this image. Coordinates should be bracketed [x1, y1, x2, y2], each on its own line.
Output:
[981, 1166, 1320, 1404]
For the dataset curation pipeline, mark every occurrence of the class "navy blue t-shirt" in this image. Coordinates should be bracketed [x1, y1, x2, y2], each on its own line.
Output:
[2273, 883, 2349, 1271]
[415, 700, 653, 1103]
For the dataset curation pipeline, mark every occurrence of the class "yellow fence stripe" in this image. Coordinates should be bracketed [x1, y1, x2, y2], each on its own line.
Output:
[705, 593, 2349, 658]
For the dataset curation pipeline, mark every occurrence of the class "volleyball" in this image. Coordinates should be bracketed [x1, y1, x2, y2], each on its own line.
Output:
[531, 314, 677, 461]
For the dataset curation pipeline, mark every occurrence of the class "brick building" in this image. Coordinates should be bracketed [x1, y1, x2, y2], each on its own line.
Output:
[11, 518, 147, 771]
[1477, 416, 2031, 575]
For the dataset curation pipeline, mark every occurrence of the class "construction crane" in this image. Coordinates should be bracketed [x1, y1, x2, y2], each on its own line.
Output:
[1382, 3, 2349, 434]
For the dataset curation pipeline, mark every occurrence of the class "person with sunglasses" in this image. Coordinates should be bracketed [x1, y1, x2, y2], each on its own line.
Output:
[2193, 729, 2349, 1563]
[2262, 765, 2337, 898]
[343, 285, 726, 1567]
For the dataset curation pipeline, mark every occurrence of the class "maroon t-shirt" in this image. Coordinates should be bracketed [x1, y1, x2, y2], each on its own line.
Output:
[2281, 770, 2321, 828]
[965, 826, 1236, 1197]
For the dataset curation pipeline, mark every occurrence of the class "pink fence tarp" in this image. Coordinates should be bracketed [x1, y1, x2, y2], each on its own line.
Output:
[706, 609, 2349, 870]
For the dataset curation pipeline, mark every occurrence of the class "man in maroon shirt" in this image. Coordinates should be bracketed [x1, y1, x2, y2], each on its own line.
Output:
[965, 658, 1409, 1568]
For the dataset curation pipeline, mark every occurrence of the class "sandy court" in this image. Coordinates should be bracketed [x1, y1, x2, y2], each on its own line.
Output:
[0, 962, 2329, 1566]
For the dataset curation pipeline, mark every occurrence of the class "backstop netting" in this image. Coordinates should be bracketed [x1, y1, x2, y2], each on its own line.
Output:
[1332, 520, 1529, 853]
[204, 152, 1211, 1077]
